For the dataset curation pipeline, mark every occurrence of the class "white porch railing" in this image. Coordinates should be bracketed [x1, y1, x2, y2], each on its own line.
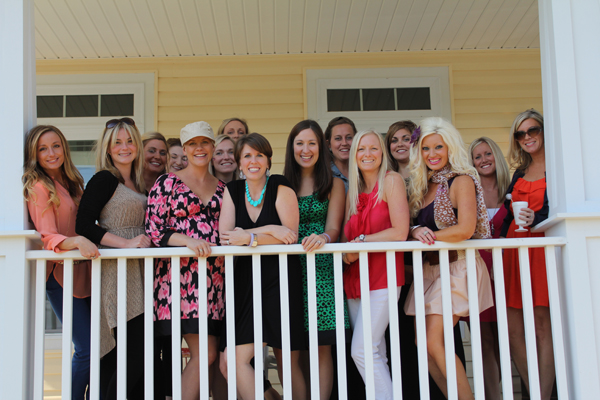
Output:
[26, 237, 568, 400]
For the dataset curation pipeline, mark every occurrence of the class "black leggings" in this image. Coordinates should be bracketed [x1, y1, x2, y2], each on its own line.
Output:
[100, 314, 146, 400]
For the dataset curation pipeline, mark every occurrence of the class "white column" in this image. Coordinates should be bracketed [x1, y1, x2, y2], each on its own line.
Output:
[538, 1, 600, 399]
[0, 0, 37, 399]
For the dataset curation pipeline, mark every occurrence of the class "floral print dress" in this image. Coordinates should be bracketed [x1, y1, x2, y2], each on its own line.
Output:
[145, 173, 225, 336]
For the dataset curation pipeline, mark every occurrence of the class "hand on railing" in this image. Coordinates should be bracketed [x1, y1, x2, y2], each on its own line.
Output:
[74, 236, 101, 259]
[411, 226, 437, 245]
[183, 237, 215, 257]
[301, 233, 328, 252]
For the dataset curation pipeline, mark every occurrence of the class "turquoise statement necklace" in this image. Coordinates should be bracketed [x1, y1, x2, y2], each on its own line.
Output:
[246, 176, 269, 207]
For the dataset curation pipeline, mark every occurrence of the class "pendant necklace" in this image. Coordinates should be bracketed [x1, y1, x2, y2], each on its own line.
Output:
[246, 176, 269, 207]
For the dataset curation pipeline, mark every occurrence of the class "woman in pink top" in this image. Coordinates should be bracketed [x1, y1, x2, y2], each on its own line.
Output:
[23, 125, 99, 400]
[341, 129, 410, 400]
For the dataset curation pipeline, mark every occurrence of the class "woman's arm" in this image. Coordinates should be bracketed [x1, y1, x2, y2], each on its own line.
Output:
[425, 175, 477, 243]
[76, 171, 150, 249]
[302, 177, 346, 251]
[28, 182, 99, 258]
[357, 172, 409, 243]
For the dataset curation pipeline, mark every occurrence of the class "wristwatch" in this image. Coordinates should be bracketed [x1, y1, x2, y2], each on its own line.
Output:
[357, 234, 366, 242]
[250, 234, 258, 247]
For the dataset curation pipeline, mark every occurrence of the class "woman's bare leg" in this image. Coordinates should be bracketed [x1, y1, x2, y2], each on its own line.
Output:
[181, 334, 217, 400]
[274, 348, 307, 400]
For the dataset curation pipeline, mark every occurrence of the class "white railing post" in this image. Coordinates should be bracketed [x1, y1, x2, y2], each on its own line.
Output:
[89, 258, 102, 400]
[539, 1, 600, 397]
[385, 251, 402, 400]
[224, 254, 237, 400]
[333, 251, 348, 400]
[144, 257, 154, 400]
[439, 250, 458, 400]
[61, 259, 74, 400]
[0, 0, 36, 397]
[278, 253, 293, 400]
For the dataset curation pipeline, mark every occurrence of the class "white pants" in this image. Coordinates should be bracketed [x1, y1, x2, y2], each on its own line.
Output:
[347, 287, 401, 400]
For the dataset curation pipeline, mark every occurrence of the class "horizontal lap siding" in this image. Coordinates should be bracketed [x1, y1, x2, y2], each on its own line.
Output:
[37, 50, 542, 173]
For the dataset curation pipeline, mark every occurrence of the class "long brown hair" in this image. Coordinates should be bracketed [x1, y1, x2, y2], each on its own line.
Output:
[283, 120, 333, 202]
[23, 125, 84, 209]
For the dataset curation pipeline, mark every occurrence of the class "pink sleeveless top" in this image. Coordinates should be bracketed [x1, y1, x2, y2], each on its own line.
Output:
[343, 182, 404, 299]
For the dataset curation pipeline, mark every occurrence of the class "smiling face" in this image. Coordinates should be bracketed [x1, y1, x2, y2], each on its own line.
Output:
[328, 124, 354, 162]
[516, 118, 544, 155]
[110, 128, 137, 168]
[168, 145, 187, 171]
[389, 128, 412, 164]
[183, 136, 214, 167]
[224, 120, 247, 142]
[37, 131, 65, 173]
[421, 133, 449, 171]
[144, 139, 167, 174]
[472, 142, 496, 177]
[212, 139, 237, 175]
[239, 144, 269, 180]
[293, 129, 319, 170]
[356, 133, 383, 173]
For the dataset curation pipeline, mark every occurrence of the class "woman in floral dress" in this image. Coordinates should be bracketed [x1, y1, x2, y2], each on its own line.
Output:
[146, 121, 225, 400]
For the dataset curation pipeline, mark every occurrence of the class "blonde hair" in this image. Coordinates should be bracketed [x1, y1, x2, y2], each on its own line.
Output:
[348, 130, 389, 217]
[23, 125, 84, 210]
[408, 117, 479, 217]
[96, 121, 145, 193]
[142, 131, 168, 175]
[469, 137, 510, 201]
[508, 109, 544, 172]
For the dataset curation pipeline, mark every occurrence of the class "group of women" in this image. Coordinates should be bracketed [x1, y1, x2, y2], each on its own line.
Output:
[23, 109, 553, 400]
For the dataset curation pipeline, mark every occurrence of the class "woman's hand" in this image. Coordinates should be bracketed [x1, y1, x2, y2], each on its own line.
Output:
[75, 236, 100, 259]
[221, 227, 252, 246]
[125, 234, 152, 249]
[267, 225, 297, 245]
[342, 252, 359, 264]
[518, 207, 536, 227]
[412, 226, 436, 245]
[185, 237, 215, 257]
[301, 233, 327, 252]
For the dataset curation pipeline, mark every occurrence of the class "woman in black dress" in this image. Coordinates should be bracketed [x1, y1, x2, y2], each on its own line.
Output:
[219, 133, 306, 400]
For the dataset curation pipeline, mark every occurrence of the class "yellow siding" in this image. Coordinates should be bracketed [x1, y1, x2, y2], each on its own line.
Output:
[36, 50, 542, 173]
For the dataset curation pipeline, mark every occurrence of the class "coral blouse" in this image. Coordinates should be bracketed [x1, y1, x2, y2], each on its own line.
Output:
[343, 182, 404, 299]
[27, 180, 91, 298]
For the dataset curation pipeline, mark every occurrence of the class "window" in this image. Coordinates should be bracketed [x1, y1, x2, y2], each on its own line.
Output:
[37, 94, 135, 118]
[306, 67, 451, 134]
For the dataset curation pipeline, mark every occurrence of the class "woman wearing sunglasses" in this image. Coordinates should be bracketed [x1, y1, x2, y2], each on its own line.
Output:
[76, 117, 151, 400]
[500, 109, 553, 399]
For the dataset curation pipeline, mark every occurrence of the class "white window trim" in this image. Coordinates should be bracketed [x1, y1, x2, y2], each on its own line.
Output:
[36, 73, 155, 141]
[306, 67, 451, 133]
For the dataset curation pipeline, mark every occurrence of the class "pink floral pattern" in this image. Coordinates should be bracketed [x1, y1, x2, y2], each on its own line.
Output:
[146, 173, 225, 330]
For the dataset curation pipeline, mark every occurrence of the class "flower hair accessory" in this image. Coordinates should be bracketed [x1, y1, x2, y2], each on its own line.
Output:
[410, 126, 422, 147]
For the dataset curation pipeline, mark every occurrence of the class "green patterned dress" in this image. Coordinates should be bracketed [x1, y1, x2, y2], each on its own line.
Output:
[298, 193, 350, 344]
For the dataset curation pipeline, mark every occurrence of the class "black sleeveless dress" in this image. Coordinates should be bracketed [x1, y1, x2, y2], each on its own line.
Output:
[224, 175, 306, 350]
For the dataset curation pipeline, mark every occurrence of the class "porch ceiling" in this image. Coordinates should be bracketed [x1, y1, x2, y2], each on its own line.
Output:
[34, 0, 540, 60]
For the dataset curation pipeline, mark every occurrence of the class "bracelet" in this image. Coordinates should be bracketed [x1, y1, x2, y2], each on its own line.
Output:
[409, 225, 421, 234]
[248, 233, 254, 246]
[322, 233, 331, 243]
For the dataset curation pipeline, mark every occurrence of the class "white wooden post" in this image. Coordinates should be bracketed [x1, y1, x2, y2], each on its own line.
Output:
[538, 1, 600, 399]
[0, 0, 37, 398]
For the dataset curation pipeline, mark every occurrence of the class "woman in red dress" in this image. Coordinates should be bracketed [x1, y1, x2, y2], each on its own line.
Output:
[500, 109, 553, 399]
[469, 137, 511, 400]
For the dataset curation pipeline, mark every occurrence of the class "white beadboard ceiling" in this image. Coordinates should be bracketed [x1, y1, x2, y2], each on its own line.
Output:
[34, 0, 540, 60]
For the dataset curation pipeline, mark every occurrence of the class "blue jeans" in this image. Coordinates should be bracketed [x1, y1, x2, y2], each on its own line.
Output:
[46, 272, 92, 400]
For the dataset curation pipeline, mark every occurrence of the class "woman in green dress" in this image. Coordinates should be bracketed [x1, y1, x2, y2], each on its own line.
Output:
[283, 119, 349, 400]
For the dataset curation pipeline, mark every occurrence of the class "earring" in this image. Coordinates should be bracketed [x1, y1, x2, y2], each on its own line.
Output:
[266, 168, 271, 177]
[239, 170, 246, 180]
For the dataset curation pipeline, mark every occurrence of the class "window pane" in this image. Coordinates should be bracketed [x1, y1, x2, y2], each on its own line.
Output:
[101, 94, 134, 117]
[66, 95, 98, 117]
[362, 88, 395, 111]
[327, 89, 360, 112]
[37, 96, 63, 118]
[396, 87, 431, 110]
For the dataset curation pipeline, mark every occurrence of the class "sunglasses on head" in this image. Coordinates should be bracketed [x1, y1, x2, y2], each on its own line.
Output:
[105, 118, 136, 129]
[514, 126, 542, 141]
